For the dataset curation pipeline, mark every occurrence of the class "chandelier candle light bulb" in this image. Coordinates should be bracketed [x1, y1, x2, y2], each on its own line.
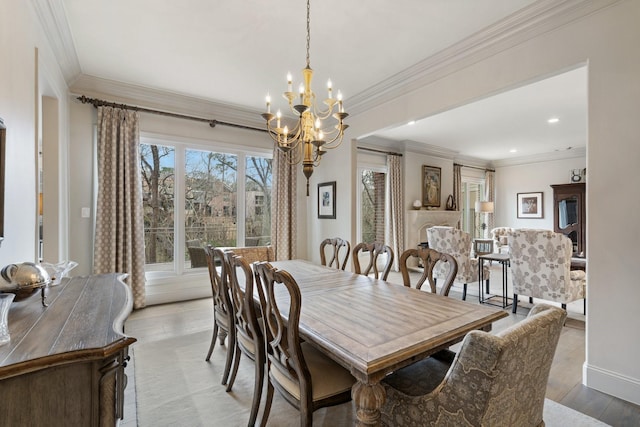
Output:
[261, 0, 348, 196]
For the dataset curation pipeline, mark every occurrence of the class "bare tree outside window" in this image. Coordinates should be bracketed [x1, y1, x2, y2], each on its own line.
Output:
[361, 170, 386, 243]
[141, 143, 175, 266]
[141, 143, 272, 271]
[245, 156, 272, 246]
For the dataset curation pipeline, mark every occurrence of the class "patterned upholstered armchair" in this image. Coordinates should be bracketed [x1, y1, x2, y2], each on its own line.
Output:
[491, 227, 514, 254]
[508, 229, 586, 313]
[381, 304, 567, 427]
[427, 227, 489, 300]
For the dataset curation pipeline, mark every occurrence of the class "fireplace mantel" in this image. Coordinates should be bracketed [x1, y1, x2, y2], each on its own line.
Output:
[407, 210, 462, 249]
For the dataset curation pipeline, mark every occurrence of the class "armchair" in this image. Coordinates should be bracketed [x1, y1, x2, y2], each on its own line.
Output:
[508, 229, 586, 313]
[490, 227, 514, 254]
[381, 304, 567, 427]
[426, 227, 489, 300]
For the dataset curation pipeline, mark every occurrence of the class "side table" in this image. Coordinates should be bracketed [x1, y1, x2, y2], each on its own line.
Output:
[478, 252, 512, 309]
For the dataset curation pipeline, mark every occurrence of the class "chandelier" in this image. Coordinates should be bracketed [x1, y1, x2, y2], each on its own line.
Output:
[261, 0, 348, 196]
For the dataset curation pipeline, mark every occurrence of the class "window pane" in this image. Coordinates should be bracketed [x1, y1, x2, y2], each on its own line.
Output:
[245, 156, 272, 246]
[141, 143, 175, 268]
[185, 150, 237, 268]
[361, 170, 386, 243]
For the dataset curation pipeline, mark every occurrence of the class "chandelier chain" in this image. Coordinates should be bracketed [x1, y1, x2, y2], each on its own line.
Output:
[306, 0, 311, 68]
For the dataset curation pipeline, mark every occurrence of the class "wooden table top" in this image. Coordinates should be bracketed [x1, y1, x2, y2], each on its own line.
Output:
[270, 260, 508, 381]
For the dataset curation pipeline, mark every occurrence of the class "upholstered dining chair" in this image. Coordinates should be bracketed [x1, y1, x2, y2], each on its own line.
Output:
[508, 228, 586, 314]
[399, 247, 458, 296]
[381, 304, 567, 427]
[352, 241, 394, 280]
[204, 246, 235, 386]
[319, 237, 351, 270]
[254, 262, 355, 427]
[426, 227, 490, 300]
[223, 252, 266, 427]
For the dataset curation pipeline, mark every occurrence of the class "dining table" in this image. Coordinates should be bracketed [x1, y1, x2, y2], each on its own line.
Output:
[265, 259, 509, 426]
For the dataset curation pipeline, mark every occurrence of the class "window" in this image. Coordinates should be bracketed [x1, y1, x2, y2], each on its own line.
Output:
[140, 138, 271, 277]
[359, 168, 386, 243]
[461, 180, 485, 238]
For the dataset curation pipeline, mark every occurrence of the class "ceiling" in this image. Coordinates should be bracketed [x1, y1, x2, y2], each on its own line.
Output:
[58, 0, 586, 161]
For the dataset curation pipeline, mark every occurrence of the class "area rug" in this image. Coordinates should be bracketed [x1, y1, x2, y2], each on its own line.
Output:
[132, 330, 608, 427]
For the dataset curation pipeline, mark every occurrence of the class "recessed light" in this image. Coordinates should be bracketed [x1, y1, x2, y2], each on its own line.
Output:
[509, 149, 517, 153]
[547, 117, 560, 124]
[407, 120, 416, 125]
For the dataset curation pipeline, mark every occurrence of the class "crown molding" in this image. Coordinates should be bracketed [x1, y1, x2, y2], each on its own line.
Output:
[31, 0, 81, 83]
[348, 0, 622, 116]
[70, 74, 266, 129]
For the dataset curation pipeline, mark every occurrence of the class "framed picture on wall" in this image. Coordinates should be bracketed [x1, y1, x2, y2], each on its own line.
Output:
[517, 192, 543, 218]
[318, 181, 336, 219]
[422, 165, 441, 207]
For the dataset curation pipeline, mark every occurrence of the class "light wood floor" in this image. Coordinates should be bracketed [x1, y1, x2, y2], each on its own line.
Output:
[123, 267, 640, 426]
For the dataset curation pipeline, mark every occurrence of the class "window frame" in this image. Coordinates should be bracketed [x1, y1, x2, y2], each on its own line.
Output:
[140, 132, 272, 283]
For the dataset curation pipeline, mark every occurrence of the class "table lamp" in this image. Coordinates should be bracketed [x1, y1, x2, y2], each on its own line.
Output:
[475, 201, 494, 238]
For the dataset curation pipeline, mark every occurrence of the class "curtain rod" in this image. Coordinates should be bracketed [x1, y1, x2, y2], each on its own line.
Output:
[454, 163, 495, 172]
[357, 146, 403, 157]
[76, 95, 267, 133]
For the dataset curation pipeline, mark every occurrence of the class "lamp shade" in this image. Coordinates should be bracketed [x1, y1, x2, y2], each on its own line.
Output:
[475, 201, 494, 213]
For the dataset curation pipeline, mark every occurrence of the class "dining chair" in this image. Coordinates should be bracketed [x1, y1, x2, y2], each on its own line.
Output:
[508, 228, 586, 314]
[319, 237, 351, 270]
[224, 252, 266, 427]
[352, 241, 394, 280]
[381, 303, 567, 427]
[254, 262, 355, 427]
[204, 245, 235, 386]
[399, 247, 458, 295]
[426, 227, 490, 300]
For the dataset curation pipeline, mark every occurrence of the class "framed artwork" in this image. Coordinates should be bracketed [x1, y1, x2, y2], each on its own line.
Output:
[422, 165, 441, 207]
[318, 181, 336, 219]
[517, 192, 543, 218]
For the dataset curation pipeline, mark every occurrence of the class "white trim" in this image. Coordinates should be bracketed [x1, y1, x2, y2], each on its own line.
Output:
[348, 0, 620, 115]
[584, 362, 640, 406]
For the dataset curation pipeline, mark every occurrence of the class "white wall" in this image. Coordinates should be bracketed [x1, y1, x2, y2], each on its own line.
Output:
[0, 1, 69, 268]
[495, 154, 586, 229]
[341, 0, 640, 405]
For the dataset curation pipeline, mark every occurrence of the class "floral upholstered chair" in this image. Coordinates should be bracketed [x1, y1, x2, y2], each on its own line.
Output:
[427, 227, 489, 300]
[508, 229, 586, 314]
[490, 227, 514, 254]
[381, 304, 567, 427]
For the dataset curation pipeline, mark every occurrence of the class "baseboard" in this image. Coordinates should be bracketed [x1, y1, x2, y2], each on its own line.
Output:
[583, 362, 640, 406]
[144, 274, 210, 306]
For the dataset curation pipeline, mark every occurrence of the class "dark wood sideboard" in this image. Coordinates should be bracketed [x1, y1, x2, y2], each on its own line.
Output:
[551, 182, 586, 256]
[0, 274, 136, 426]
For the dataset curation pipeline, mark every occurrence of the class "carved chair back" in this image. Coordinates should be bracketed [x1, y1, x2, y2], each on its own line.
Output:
[320, 237, 351, 270]
[399, 247, 458, 295]
[224, 252, 266, 425]
[352, 241, 394, 280]
[203, 246, 235, 384]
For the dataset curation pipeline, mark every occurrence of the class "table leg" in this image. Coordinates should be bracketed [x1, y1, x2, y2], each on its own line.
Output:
[352, 380, 386, 426]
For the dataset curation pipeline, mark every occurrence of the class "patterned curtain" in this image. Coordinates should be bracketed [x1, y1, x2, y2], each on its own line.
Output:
[453, 164, 462, 226]
[94, 107, 146, 309]
[385, 155, 404, 271]
[270, 148, 297, 260]
[485, 170, 496, 233]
